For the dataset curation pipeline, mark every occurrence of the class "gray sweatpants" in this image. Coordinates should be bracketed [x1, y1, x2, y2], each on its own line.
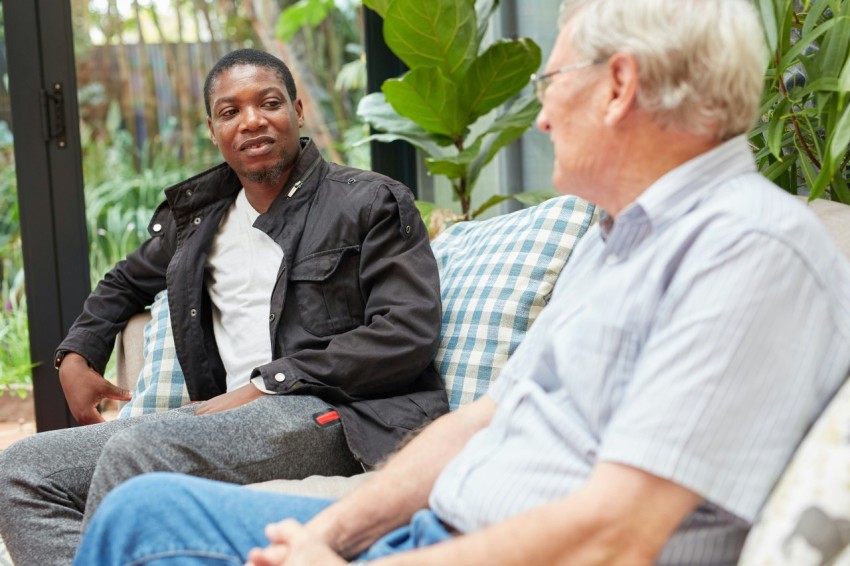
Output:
[0, 395, 361, 566]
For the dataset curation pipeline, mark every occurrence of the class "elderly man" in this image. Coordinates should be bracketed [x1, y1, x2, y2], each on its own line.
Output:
[75, 0, 850, 564]
[0, 48, 447, 566]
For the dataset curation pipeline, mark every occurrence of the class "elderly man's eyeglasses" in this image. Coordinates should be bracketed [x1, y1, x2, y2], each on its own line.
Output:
[530, 59, 605, 102]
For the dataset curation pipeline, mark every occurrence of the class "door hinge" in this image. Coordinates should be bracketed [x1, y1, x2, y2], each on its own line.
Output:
[40, 82, 67, 149]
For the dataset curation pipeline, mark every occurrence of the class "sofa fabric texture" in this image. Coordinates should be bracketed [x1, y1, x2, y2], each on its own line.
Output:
[431, 195, 596, 409]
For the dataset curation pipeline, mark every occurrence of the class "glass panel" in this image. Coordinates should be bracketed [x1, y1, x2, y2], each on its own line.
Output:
[70, 0, 367, 387]
[0, 0, 37, 446]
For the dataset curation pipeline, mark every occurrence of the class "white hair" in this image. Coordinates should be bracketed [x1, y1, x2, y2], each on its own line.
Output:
[559, 0, 767, 140]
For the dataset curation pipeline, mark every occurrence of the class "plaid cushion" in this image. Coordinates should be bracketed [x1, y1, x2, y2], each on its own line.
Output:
[118, 290, 189, 417]
[117, 197, 596, 416]
[432, 196, 597, 410]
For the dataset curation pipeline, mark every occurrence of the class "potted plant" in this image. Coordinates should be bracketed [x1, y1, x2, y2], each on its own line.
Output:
[357, 0, 551, 229]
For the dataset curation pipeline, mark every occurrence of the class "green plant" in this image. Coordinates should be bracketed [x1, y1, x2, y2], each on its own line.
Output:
[753, 0, 850, 203]
[82, 103, 220, 283]
[0, 255, 35, 392]
[357, 0, 550, 220]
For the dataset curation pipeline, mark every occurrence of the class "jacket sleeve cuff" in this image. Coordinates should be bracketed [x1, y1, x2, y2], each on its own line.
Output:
[56, 328, 115, 375]
[250, 359, 303, 394]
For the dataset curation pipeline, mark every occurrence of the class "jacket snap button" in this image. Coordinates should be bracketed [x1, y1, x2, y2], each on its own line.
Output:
[152, 223, 162, 232]
[190, 308, 197, 317]
[274, 373, 286, 383]
[186, 189, 193, 196]
[193, 217, 202, 225]
[405, 225, 411, 234]
[347, 178, 355, 184]
[269, 313, 275, 322]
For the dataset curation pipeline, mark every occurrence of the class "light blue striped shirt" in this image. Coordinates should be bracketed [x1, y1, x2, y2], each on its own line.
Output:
[429, 136, 850, 564]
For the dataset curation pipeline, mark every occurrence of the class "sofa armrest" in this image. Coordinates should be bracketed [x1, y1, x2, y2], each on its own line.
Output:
[115, 312, 151, 393]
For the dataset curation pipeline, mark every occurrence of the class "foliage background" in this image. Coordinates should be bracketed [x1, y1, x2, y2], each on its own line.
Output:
[753, 0, 850, 203]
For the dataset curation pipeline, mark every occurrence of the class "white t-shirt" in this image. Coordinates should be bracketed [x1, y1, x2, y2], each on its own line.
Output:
[205, 188, 283, 391]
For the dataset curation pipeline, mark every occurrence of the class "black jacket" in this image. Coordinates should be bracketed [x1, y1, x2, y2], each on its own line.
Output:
[58, 138, 448, 467]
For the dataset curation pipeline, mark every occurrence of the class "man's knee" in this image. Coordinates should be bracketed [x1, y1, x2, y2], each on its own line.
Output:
[0, 434, 53, 496]
[97, 422, 169, 474]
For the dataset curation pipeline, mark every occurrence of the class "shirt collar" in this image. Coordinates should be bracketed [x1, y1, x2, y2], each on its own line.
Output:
[599, 135, 756, 241]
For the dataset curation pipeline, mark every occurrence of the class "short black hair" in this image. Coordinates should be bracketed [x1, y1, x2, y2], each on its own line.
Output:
[203, 48, 297, 117]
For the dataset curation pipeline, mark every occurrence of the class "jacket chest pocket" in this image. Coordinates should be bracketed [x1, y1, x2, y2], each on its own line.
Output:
[290, 245, 364, 336]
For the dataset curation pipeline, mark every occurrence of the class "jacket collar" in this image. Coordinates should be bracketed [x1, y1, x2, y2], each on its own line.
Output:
[163, 137, 323, 221]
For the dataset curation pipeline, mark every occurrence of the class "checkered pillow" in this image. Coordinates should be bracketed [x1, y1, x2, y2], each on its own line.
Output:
[432, 196, 597, 410]
[118, 290, 189, 417]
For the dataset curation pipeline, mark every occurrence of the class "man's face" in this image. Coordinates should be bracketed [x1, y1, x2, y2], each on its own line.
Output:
[535, 24, 610, 198]
[207, 65, 304, 186]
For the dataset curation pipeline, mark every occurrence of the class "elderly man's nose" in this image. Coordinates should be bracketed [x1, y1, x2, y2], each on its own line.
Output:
[536, 108, 551, 133]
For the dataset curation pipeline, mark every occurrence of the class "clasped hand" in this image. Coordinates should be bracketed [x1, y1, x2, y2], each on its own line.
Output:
[246, 520, 347, 566]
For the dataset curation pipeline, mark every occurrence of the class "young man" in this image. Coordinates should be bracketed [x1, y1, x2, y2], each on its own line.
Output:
[75, 0, 850, 564]
[0, 49, 448, 566]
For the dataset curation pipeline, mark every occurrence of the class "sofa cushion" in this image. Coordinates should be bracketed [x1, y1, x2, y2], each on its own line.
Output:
[118, 197, 596, 415]
[737, 374, 850, 565]
[431, 195, 596, 410]
[118, 290, 189, 417]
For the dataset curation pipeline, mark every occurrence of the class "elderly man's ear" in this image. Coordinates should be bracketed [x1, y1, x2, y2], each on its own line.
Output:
[603, 53, 641, 126]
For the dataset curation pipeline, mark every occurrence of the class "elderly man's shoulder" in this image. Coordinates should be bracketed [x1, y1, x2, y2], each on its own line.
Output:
[693, 178, 842, 259]
[669, 179, 850, 319]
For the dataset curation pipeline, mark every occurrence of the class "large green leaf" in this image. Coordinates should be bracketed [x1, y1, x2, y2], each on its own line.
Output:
[354, 132, 446, 158]
[383, 68, 466, 138]
[383, 0, 478, 81]
[357, 93, 438, 139]
[425, 139, 482, 179]
[467, 94, 540, 191]
[362, 0, 390, 18]
[469, 190, 559, 219]
[275, 0, 334, 41]
[461, 38, 541, 122]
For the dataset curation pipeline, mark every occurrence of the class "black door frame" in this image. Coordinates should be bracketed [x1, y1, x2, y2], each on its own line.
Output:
[4, 0, 90, 431]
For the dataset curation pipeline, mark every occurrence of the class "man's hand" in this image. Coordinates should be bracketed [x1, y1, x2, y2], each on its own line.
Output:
[194, 383, 265, 415]
[58, 352, 132, 425]
[246, 520, 347, 566]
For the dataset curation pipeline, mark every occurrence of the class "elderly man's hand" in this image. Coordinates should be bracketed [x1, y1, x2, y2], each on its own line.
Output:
[58, 352, 132, 424]
[246, 520, 347, 566]
[194, 384, 265, 415]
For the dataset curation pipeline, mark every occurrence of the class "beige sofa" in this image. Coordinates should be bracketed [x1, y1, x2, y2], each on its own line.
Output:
[112, 196, 850, 550]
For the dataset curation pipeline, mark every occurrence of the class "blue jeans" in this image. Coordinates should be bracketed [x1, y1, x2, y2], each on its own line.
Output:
[73, 473, 454, 565]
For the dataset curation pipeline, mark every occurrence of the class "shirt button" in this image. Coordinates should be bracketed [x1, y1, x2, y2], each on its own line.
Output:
[269, 313, 275, 322]
[193, 217, 202, 225]
[190, 308, 197, 317]
[152, 223, 162, 232]
[274, 373, 286, 383]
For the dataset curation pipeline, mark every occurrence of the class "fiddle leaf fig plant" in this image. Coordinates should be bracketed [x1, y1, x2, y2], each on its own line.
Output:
[358, 0, 545, 220]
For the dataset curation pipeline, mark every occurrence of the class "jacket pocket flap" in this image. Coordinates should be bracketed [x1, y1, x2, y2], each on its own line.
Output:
[290, 245, 360, 282]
